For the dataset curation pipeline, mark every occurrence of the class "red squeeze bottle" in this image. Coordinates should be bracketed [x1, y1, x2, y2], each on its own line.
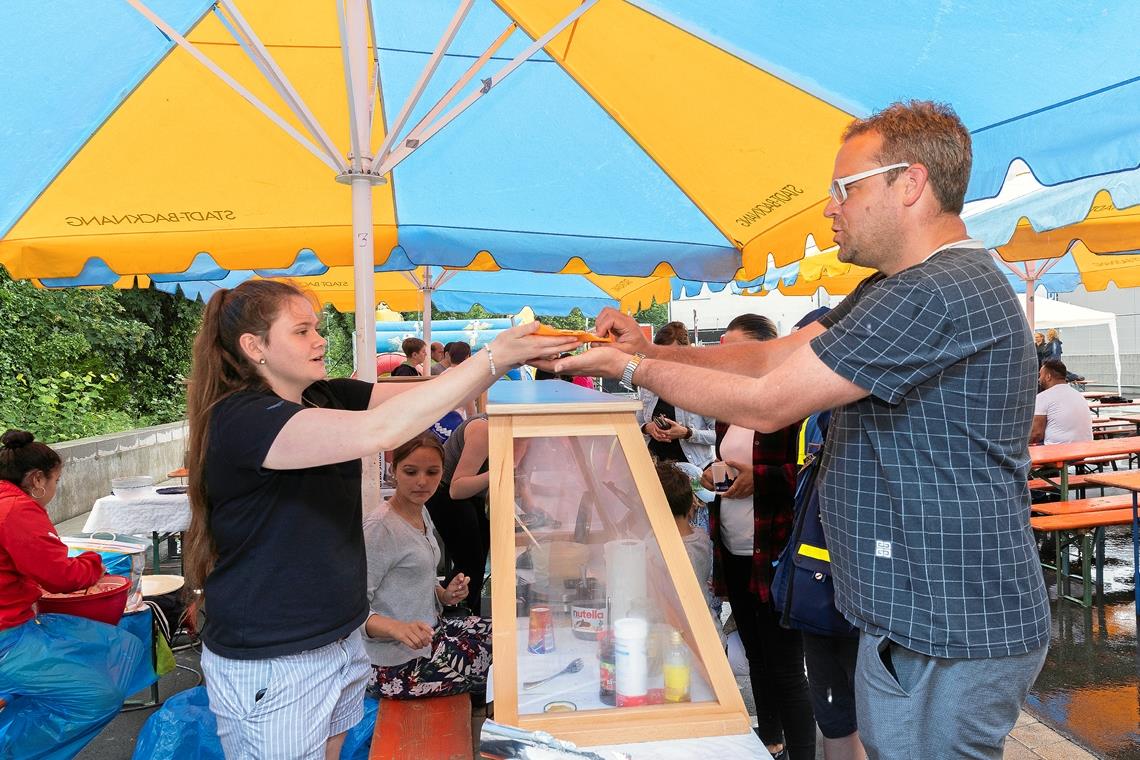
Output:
[598, 599, 616, 706]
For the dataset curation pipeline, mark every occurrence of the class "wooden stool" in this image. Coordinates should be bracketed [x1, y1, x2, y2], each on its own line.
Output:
[370, 693, 472, 760]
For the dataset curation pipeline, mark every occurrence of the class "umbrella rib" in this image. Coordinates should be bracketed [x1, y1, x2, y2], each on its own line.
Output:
[124, 0, 345, 174]
[214, 0, 347, 172]
[973, 73, 1140, 134]
[389, 22, 518, 162]
[373, 0, 476, 169]
[337, 0, 368, 173]
[373, 0, 601, 178]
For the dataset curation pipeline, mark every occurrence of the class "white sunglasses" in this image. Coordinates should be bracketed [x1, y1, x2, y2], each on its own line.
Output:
[828, 162, 910, 205]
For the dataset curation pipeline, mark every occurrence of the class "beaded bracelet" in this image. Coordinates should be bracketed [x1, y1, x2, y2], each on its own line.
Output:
[486, 346, 497, 376]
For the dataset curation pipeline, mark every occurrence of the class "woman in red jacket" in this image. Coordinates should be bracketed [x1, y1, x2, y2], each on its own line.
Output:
[0, 429, 152, 759]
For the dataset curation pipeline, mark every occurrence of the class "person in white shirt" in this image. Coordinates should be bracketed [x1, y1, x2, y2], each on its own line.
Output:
[1030, 359, 1093, 445]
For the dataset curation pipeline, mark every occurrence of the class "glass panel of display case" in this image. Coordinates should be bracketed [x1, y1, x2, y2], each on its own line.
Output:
[511, 434, 715, 715]
[486, 380, 749, 746]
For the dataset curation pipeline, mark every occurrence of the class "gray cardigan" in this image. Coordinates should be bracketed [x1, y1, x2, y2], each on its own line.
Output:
[361, 504, 443, 667]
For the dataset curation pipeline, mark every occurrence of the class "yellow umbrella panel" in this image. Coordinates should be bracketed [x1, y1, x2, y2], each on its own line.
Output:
[2, 3, 398, 280]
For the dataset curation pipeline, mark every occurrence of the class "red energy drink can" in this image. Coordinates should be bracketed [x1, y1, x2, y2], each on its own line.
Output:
[527, 606, 555, 654]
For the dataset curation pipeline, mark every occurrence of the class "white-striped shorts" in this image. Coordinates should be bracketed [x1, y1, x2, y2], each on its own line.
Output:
[202, 631, 371, 760]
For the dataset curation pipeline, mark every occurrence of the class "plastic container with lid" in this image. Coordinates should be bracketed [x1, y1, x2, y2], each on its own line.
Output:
[111, 475, 155, 500]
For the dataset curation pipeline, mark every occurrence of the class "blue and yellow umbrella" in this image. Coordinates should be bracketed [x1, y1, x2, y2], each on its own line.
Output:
[4, 1, 1140, 374]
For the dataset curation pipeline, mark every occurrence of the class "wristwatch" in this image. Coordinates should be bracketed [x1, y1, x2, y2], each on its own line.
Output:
[619, 352, 646, 392]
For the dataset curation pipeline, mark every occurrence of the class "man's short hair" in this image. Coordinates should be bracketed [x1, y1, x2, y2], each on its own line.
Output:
[725, 313, 777, 342]
[843, 100, 971, 215]
[401, 337, 426, 358]
[446, 341, 472, 364]
[655, 460, 695, 518]
[1042, 358, 1068, 381]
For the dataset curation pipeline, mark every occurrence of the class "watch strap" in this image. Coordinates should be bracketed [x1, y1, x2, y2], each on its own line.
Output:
[619, 352, 647, 391]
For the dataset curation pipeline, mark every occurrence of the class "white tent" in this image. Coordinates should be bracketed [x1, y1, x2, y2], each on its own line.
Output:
[1017, 295, 1122, 393]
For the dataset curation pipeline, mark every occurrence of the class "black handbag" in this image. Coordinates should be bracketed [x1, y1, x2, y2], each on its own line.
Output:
[771, 413, 857, 638]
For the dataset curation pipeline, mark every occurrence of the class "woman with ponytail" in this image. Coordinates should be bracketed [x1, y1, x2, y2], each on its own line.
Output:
[0, 429, 153, 758]
[184, 280, 576, 759]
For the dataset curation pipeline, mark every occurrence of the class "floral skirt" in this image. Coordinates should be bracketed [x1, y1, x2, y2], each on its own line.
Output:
[369, 616, 491, 700]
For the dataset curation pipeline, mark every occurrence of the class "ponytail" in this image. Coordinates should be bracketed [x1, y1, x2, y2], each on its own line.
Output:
[184, 280, 307, 593]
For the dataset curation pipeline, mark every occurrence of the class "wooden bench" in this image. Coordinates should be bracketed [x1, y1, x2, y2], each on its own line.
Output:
[370, 693, 472, 760]
[1078, 453, 1137, 469]
[1031, 507, 1137, 607]
[1026, 473, 1103, 493]
[1030, 494, 1134, 515]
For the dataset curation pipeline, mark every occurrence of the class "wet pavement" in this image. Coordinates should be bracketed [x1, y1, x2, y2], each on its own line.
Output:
[1028, 523, 1140, 759]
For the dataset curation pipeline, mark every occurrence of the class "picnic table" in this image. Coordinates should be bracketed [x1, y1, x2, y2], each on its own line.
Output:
[1107, 415, 1140, 435]
[1029, 437, 1140, 607]
[1079, 470, 1140, 615]
[1092, 419, 1136, 438]
[1088, 401, 1136, 417]
[1029, 435, 1140, 499]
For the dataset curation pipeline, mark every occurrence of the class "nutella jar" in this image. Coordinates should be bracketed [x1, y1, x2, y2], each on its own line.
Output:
[570, 600, 607, 640]
[570, 571, 606, 640]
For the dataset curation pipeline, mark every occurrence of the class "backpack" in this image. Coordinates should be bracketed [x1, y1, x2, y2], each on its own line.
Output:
[770, 410, 857, 637]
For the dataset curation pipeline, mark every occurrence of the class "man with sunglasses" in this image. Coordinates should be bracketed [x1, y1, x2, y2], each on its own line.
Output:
[543, 100, 1048, 759]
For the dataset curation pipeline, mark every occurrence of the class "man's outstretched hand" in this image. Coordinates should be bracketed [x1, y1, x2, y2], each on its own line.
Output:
[529, 307, 653, 379]
[593, 307, 651, 356]
[530, 345, 630, 379]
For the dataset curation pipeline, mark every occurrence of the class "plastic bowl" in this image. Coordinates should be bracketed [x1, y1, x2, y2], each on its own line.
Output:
[38, 575, 131, 625]
[111, 475, 155, 500]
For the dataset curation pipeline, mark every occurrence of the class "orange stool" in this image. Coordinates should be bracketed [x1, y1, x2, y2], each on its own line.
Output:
[369, 693, 472, 760]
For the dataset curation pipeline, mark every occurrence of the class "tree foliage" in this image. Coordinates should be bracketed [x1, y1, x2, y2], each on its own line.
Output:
[0, 271, 670, 445]
[0, 272, 202, 442]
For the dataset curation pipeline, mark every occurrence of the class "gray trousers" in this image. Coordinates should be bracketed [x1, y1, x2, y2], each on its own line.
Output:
[855, 632, 1047, 759]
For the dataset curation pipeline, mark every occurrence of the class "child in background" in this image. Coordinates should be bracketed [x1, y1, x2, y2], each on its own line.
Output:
[655, 460, 716, 623]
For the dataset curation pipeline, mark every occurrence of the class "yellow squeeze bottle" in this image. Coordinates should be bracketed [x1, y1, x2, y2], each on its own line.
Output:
[663, 629, 691, 703]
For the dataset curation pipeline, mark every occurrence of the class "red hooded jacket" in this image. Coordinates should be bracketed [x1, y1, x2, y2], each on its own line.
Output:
[0, 480, 103, 630]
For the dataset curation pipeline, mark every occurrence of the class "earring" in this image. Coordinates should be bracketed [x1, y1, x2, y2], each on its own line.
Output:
[258, 358, 266, 365]
[30, 486, 45, 500]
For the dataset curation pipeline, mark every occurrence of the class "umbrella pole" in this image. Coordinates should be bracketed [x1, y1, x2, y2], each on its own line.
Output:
[422, 268, 433, 376]
[1026, 276, 1035, 331]
[344, 0, 380, 510]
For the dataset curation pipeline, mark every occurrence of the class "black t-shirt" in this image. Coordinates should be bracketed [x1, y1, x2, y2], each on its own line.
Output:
[202, 378, 374, 659]
[390, 363, 419, 377]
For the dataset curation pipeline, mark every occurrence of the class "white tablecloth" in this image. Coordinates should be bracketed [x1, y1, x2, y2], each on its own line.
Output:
[84, 487, 397, 536]
[83, 492, 191, 535]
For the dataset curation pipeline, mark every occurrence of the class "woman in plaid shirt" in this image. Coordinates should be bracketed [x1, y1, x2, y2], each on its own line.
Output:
[704, 313, 814, 760]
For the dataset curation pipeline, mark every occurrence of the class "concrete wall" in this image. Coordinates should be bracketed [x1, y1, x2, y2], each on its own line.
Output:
[48, 421, 188, 524]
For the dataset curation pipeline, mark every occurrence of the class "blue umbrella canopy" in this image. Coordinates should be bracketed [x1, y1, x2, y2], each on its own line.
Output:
[3, 0, 1139, 286]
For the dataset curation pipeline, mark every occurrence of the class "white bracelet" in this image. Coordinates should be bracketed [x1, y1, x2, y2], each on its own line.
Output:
[486, 346, 497, 376]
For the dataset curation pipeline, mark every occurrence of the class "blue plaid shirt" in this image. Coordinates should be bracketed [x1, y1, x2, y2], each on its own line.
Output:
[810, 244, 1050, 658]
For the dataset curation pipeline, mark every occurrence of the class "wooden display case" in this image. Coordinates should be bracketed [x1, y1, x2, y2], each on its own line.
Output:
[487, 380, 751, 746]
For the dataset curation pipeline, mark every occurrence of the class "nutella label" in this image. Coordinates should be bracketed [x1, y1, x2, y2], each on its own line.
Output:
[570, 605, 606, 639]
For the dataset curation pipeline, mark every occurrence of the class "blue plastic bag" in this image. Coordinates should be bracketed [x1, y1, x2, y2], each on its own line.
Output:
[130, 686, 223, 760]
[0, 613, 155, 760]
[132, 686, 379, 760]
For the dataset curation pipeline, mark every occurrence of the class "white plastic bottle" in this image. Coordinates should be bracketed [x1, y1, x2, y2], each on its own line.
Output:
[613, 617, 648, 707]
